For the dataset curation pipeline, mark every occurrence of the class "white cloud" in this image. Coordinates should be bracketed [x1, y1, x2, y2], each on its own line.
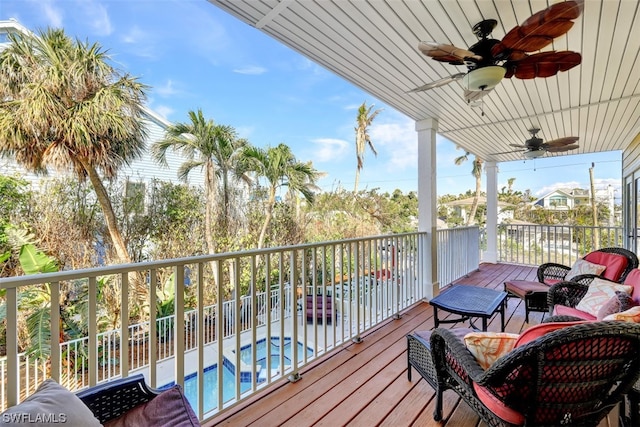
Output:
[233, 66, 267, 75]
[42, 1, 63, 28]
[79, 0, 112, 36]
[121, 25, 146, 44]
[235, 126, 255, 139]
[311, 138, 349, 162]
[152, 105, 174, 121]
[154, 80, 181, 97]
[369, 119, 417, 170]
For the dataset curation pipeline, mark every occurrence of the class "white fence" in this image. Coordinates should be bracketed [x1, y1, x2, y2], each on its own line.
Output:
[1, 232, 438, 422]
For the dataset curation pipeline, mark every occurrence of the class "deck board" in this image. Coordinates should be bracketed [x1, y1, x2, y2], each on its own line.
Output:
[205, 263, 546, 427]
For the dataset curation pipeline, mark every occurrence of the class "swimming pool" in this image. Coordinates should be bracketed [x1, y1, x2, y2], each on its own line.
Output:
[165, 337, 312, 414]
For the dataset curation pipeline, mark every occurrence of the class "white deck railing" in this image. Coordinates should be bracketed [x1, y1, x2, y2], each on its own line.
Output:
[494, 224, 624, 266]
[1, 232, 444, 422]
[436, 226, 480, 288]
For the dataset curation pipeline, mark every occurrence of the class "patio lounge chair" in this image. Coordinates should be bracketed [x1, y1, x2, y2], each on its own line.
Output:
[537, 247, 638, 285]
[419, 321, 640, 426]
[548, 267, 640, 321]
[504, 247, 638, 322]
[305, 294, 334, 323]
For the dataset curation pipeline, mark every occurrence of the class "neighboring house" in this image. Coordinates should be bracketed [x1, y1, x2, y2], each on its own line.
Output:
[533, 188, 589, 210]
[532, 187, 611, 211]
[442, 196, 514, 224]
[0, 19, 205, 200]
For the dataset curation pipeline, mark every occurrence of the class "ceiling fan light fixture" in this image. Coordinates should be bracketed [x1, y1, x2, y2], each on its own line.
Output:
[463, 66, 506, 91]
[523, 149, 546, 160]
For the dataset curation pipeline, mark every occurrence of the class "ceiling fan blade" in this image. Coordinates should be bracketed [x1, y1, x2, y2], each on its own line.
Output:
[508, 143, 527, 148]
[504, 51, 581, 79]
[409, 73, 465, 93]
[544, 136, 580, 147]
[492, 0, 584, 59]
[546, 144, 580, 153]
[418, 41, 482, 64]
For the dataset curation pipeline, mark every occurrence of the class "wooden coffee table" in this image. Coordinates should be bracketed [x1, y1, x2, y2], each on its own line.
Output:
[429, 285, 507, 331]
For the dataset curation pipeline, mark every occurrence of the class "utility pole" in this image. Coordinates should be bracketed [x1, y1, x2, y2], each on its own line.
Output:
[589, 163, 600, 249]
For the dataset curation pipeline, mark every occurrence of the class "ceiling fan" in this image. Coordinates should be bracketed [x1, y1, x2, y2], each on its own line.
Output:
[491, 128, 579, 159]
[410, 0, 583, 99]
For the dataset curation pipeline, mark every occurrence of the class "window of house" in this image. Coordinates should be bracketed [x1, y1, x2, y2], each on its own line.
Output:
[548, 196, 568, 207]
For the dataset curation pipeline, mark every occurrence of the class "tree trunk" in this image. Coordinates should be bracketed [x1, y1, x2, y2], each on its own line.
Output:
[258, 187, 277, 249]
[354, 168, 360, 193]
[204, 161, 219, 286]
[204, 161, 217, 256]
[83, 162, 132, 264]
[467, 174, 482, 225]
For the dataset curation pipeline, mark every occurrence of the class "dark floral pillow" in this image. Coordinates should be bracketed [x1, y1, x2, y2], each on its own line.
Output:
[597, 290, 635, 320]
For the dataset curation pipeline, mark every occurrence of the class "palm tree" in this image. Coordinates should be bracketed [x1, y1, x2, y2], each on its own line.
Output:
[454, 151, 483, 225]
[153, 109, 249, 255]
[354, 102, 382, 192]
[241, 143, 320, 249]
[0, 28, 148, 264]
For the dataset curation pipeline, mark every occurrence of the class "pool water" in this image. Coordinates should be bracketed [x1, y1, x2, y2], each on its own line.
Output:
[241, 336, 312, 373]
[166, 337, 312, 414]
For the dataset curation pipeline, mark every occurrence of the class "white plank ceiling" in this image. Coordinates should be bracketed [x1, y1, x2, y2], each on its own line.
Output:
[208, 0, 640, 164]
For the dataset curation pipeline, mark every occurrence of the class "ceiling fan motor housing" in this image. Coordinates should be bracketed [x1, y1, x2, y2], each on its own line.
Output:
[467, 37, 501, 69]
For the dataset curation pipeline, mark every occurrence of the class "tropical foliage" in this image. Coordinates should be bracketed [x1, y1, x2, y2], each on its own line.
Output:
[353, 102, 382, 192]
[0, 28, 148, 264]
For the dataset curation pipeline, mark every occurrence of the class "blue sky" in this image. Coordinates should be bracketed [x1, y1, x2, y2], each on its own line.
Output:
[2, 0, 622, 201]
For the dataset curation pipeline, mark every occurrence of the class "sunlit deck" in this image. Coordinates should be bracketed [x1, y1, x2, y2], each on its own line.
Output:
[206, 262, 548, 427]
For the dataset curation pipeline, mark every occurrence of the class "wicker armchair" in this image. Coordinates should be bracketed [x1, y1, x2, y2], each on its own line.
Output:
[429, 321, 640, 427]
[76, 374, 161, 424]
[548, 268, 640, 319]
[537, 247, 638, 285]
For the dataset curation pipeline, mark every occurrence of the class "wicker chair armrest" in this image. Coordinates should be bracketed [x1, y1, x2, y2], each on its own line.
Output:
[543, 314, 584, 323]
[547, 280, 590, 312]
[565, 274, 599, 285]
[537, 262, 571, 283]
[430, 327, 486, 383]
[76, 374, 161, 424]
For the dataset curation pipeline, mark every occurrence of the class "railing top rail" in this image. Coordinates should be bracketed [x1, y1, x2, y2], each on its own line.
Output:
[0, 232, 427, 289]
[437, 225, 480, 232]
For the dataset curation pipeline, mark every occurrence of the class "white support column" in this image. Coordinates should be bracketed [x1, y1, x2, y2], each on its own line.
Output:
[416, 118, 439, 299]
[484, 161, 498, 263]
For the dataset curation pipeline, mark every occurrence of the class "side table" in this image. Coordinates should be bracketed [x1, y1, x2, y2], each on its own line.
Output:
[504, 279, 551, 322]
[429, 285, 507, 331]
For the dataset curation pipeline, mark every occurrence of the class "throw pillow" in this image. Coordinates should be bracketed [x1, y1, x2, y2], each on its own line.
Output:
[463, 332, 520, 370]
[515, 320, 587, 347]
[596, 290, 635, 320]
[575, 278, 633, 317]
[104, 385, 199, 427]
[0, 379, 101, 426]
[603, 305, 640, 322]
[565, 259, 606, 281]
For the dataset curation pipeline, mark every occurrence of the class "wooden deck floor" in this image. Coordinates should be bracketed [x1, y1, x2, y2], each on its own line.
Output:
[205, 262, 550, 427]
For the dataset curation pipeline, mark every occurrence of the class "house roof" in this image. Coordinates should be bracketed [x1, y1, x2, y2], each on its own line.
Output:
[443, 196, 513, 208]
[208, 1, 640, 164]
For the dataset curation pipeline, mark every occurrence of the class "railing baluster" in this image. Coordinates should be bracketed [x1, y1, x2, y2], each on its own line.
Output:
[50, 281, 60, 383]
[6, 287, 17, 407]
[149, 268, 157, 388]
[88, 276, 97, 387]
[174, 264, 185, 388]
[120, 273, 129, 378]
